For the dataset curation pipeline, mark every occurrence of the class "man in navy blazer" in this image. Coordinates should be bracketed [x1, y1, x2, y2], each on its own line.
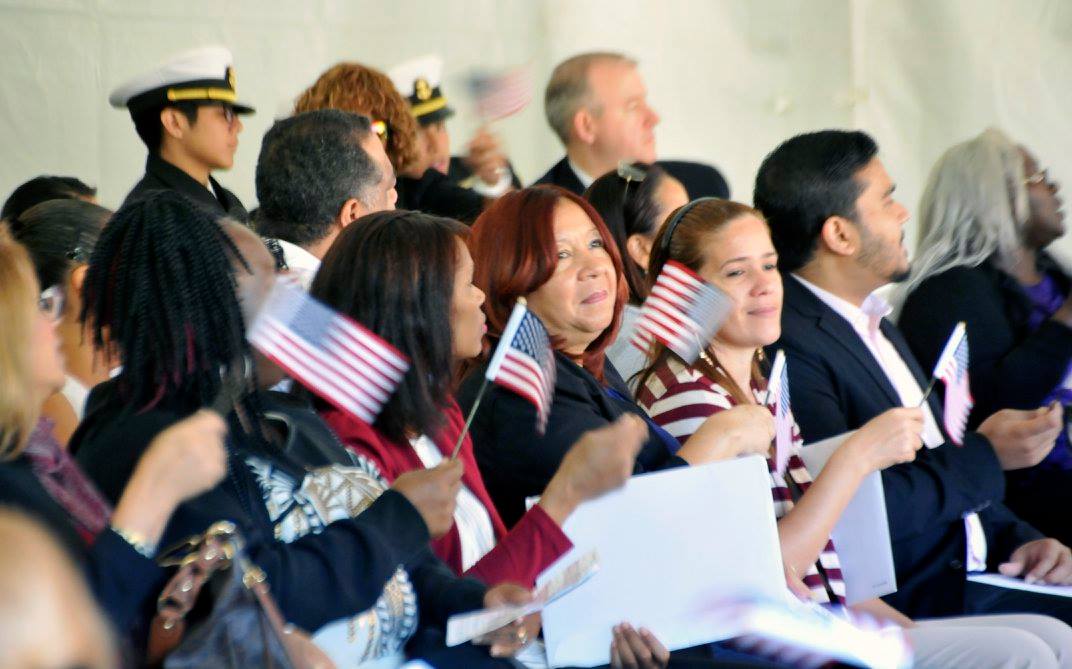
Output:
[757, 129, 1072, 623]
[533, 52, 729, 199]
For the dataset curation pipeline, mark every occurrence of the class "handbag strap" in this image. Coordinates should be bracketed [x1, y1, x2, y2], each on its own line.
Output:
[146, 522, 239, 666]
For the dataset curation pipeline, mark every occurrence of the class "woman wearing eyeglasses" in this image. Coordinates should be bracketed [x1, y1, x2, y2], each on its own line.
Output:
[294, 62, 490, 223]
[0, 223, 229, 636]
[583, 163, 689, 385]
[896, 128, 1072, 544]
[10, 199, 117, 446]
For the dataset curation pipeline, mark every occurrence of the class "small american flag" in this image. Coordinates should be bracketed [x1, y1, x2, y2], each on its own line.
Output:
[630, 260, 732, 364]
[248, 280, 409, 424]
[932, 322, 973, 445]
[766, 350, 792, 477]
[485, 299, 556, 433]
[467, 65, 533, 121]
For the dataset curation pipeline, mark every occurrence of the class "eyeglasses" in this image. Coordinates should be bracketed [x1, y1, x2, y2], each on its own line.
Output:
[202, 103, 238, 126]
[371, 119, 390, 144]
[262, 237, 289, 272]
[38, 285, 65, 322]
[1024, 169, 1051, 187]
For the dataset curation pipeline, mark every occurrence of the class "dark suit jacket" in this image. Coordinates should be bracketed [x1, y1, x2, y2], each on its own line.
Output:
[0, 456, 164, 633]
[899, 255, 1072, 427]
[397, 167, 486, 223]
[447, 156, 523, 190]
[774, 274, 1042, 617]
[533, 157, 730, 200]
[457, 352, 686, 528]
[122, 154, 248, 221]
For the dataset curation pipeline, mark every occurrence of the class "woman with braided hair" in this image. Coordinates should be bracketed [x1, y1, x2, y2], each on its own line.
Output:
[0, 222, 227, 638]
[71, 190, 537, 667]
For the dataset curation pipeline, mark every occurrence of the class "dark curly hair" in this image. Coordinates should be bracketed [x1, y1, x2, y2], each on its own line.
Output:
[81, 190, 250, 412]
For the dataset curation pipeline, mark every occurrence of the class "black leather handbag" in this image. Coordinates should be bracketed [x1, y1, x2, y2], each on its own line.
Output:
[146, 521, 335, 669]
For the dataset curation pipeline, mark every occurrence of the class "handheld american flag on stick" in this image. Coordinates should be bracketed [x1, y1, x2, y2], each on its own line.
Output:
[452, 297, 556, 458]
[248, 280, 410, 425]
[931, 322, 973, 445]
[630, 260, 732, 364]
[467, 64, 533, 121]
[765, 350, 792, 477]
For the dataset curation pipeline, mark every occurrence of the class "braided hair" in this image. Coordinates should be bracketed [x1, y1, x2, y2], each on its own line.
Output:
[81, 190, 251, 413]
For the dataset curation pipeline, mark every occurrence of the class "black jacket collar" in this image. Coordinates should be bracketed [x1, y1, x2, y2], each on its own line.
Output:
[782, 274, 944, 419]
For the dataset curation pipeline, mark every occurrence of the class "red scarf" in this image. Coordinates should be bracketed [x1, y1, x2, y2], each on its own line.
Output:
[23, 418, 112, 545]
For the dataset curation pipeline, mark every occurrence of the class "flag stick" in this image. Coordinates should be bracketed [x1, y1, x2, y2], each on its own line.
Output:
[918, 377, 938, 406]
[452, 376, 489, 460]
[451, 296, 529, 460]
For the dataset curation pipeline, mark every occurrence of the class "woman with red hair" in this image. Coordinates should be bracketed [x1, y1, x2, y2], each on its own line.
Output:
[294, 62, 488, 222]
[458, 186, 776, 528]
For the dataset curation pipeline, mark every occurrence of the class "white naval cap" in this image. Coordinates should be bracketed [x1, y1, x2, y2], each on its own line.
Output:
[388, 54, 453, 125]
[108, 45, 255, 115]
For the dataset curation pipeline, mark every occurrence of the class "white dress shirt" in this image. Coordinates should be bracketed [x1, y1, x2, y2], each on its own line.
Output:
[276, 239, 321, 291]
[794, 274, 987, 572]
[567, 158, 596, 189]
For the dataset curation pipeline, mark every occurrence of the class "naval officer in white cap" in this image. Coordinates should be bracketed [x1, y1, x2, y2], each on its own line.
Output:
[109, 45, 254, 219]
[388, 55, 517, 199]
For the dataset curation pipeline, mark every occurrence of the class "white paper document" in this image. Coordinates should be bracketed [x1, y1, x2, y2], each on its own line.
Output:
[798, 431, 898, 604]
[445, 550, 600, 647]
[968, 572, 1072, 598]
[537, 455, 786, 668]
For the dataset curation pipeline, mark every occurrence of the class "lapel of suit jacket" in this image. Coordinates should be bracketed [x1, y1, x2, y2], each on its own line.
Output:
[554, 158, 585, 195]
[784, 275, 902, 407]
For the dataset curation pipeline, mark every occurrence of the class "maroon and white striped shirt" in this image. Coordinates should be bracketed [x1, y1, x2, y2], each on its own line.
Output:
[636, 356, 847, 605]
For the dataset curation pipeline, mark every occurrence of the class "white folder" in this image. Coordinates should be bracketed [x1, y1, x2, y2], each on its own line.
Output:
[797, 431, 898, 604]
[537, 455, 786, 668]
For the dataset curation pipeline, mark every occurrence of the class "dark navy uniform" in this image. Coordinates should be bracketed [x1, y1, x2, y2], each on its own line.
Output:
[123, 154, 248, 220]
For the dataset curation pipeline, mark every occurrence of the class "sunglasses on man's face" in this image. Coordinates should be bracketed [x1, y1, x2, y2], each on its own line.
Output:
[371, 119, 390, 143]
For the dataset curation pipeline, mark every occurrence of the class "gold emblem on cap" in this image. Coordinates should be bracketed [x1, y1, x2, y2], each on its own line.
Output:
[227, 66, 236, 91]
[414, 77, 432, 102]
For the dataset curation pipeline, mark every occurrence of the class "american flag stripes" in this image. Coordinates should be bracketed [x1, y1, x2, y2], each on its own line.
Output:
[630, 260, 732, 364]
[248, 280, 409, 425]
[484, 299, 556, 434]
[932, 321, 973, 445]
[766, 350, 792, 477]
[467, 65, 534, 121]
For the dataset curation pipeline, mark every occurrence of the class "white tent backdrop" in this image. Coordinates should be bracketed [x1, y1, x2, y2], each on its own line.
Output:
[1, 0, 1068, 256]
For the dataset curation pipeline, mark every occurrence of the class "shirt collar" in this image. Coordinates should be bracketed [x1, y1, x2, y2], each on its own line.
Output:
[566, 158, 595, 189]
[793, 273, 891, 335]
[275, 239, 321, 290]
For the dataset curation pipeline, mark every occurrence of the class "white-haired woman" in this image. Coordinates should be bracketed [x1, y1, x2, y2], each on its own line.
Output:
[897, 128, 1072, 542]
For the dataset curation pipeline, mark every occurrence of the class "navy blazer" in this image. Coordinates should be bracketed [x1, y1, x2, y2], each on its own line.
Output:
[899, 255, 1072, 427]
[122, 154, 248, 221]
[774, 274, 1042, 617]
[533, 156, 730, 200]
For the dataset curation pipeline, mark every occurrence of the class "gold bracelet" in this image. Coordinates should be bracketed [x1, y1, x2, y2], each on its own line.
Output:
[111, 525, 157, 559]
